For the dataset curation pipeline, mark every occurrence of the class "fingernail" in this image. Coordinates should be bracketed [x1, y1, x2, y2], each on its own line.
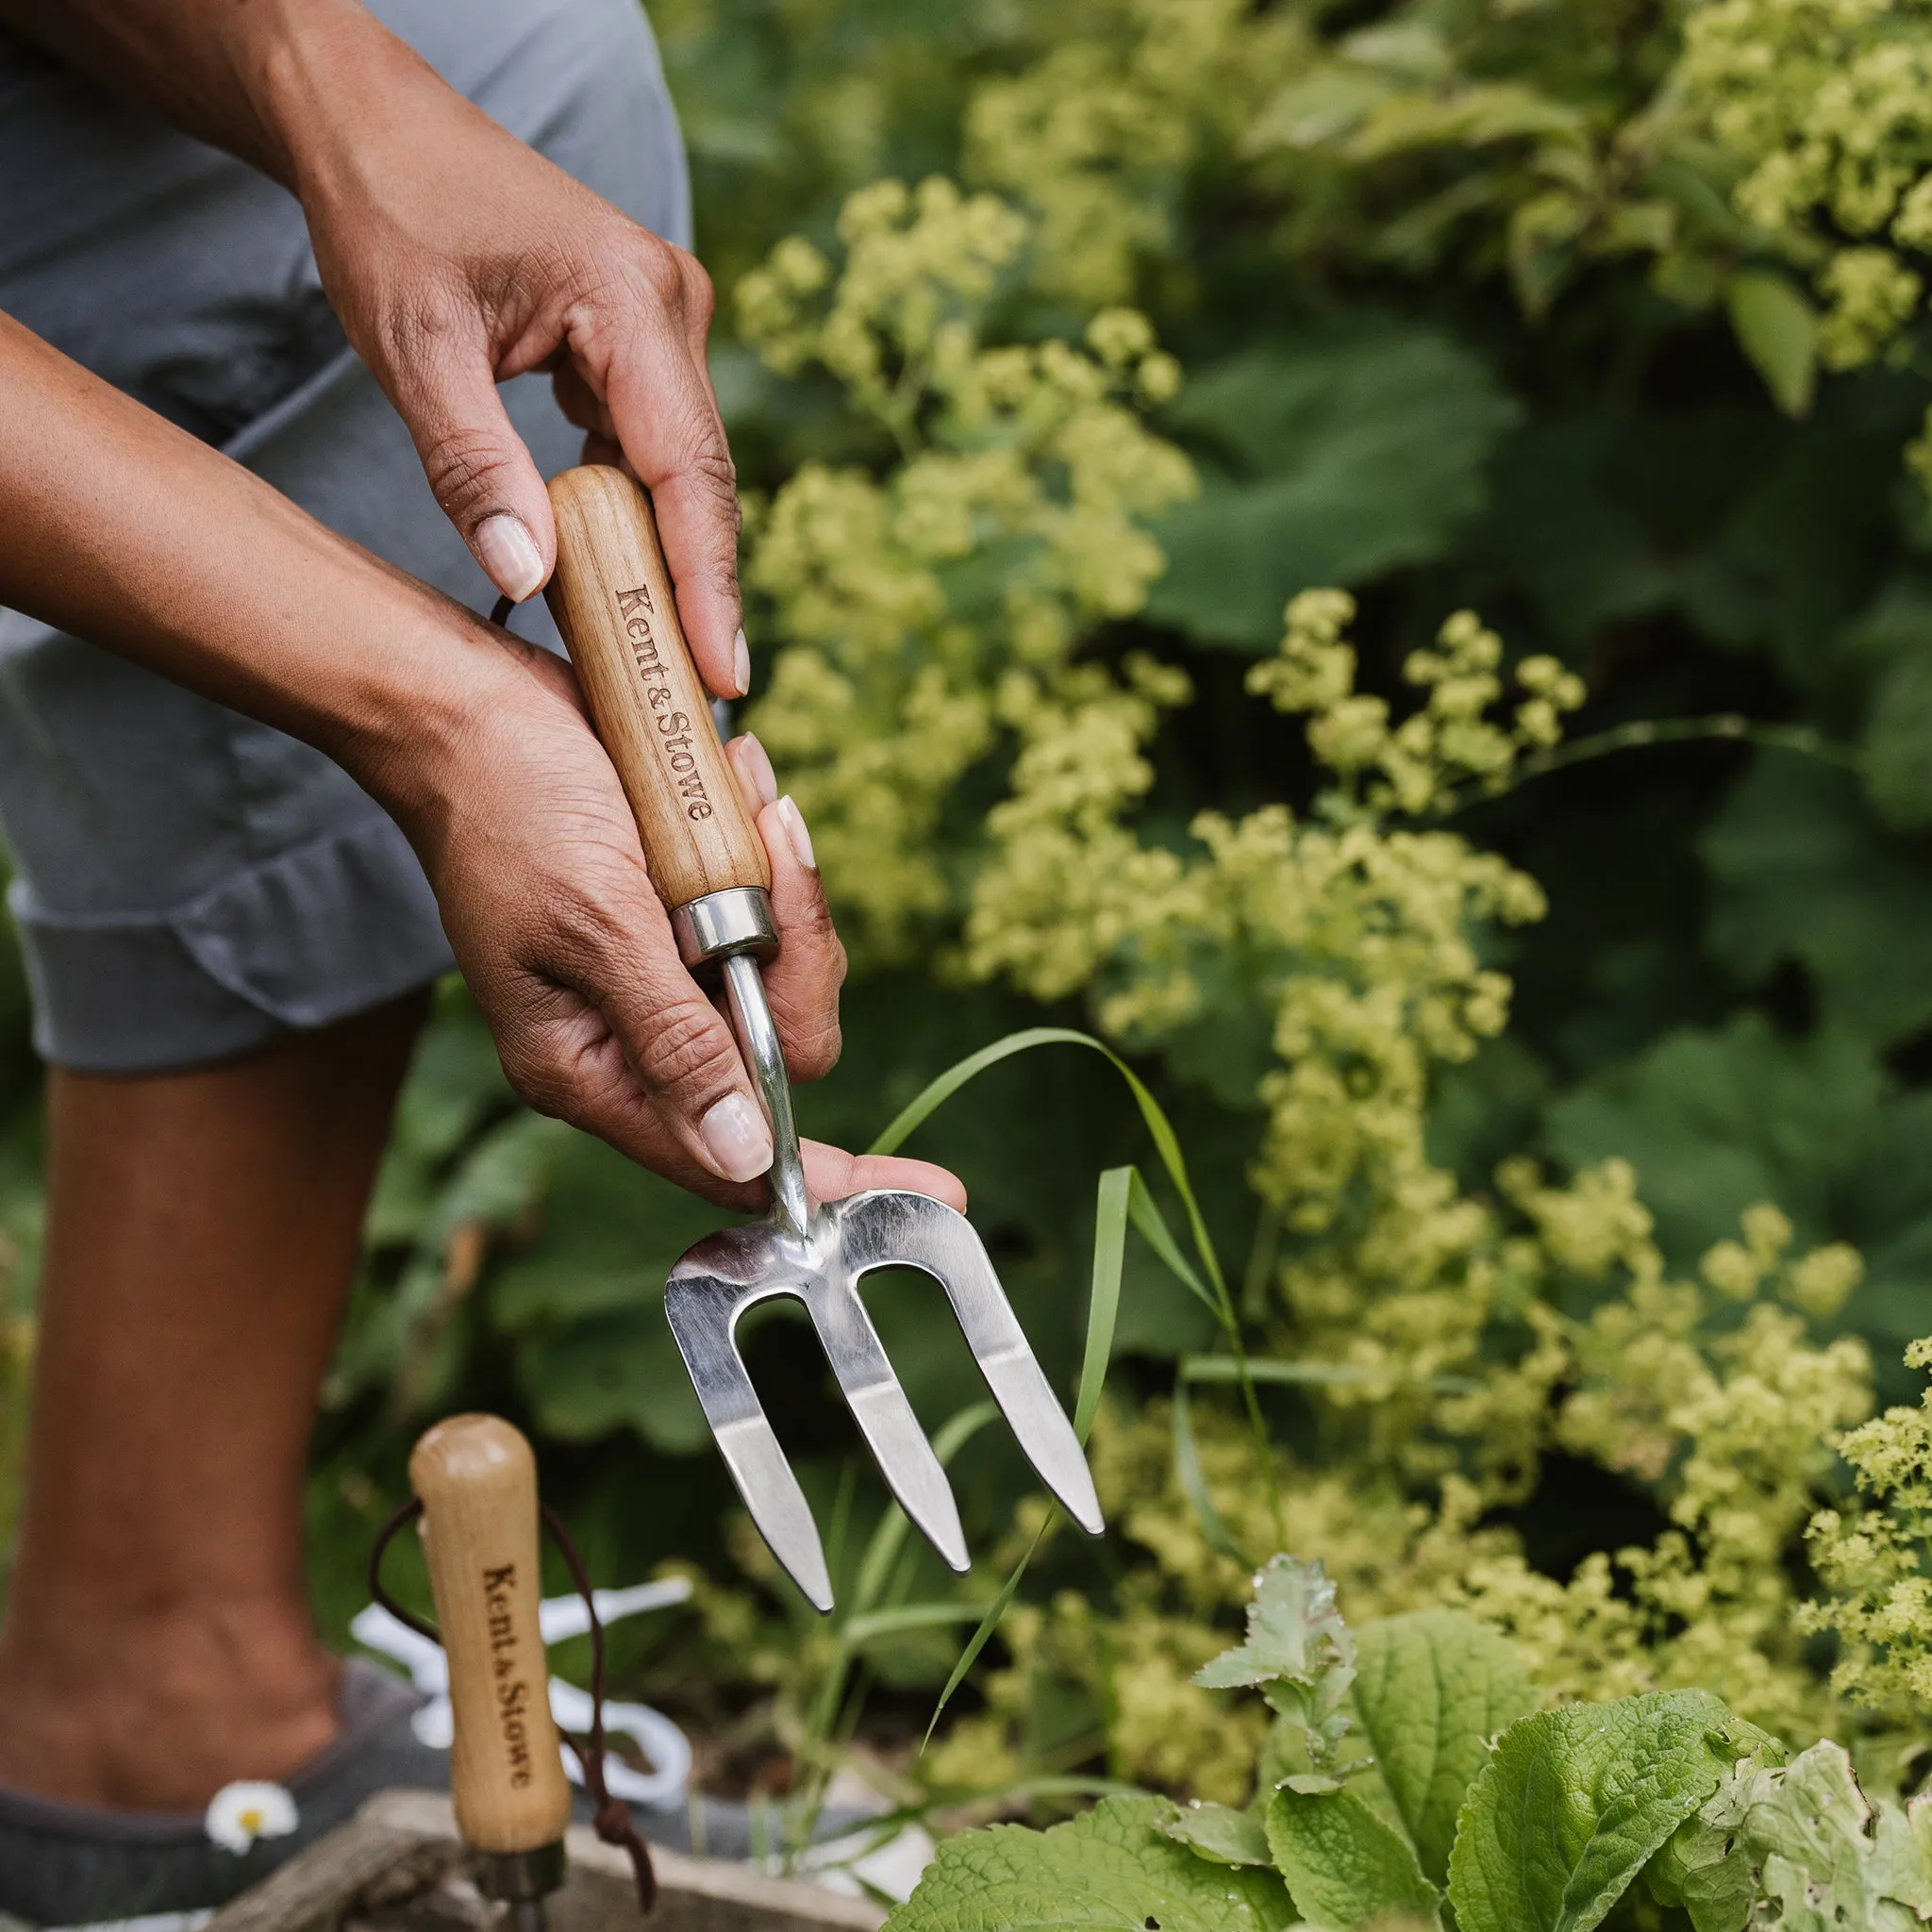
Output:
[737, 731, 777, 807]
[700, 1091, 772, 1183]
[475, 514, 544, 602]
[777, 794, 816, 871]
[732, 627, 752, 697]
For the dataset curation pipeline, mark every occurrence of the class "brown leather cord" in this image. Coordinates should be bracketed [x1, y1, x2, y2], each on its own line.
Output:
[368, 1493, 658, 1916]
[539, 1499, 658, 1916]
[366, 1498, 436, 1639]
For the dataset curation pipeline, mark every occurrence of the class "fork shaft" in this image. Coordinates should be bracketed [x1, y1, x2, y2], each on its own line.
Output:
[723, 953, 810, 1236]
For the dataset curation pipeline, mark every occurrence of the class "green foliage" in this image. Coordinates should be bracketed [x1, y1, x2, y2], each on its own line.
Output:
[1702, 760, 1932, 1053]
[1348, 1611, 1536, 1888]
[1144, 325, 1520, 649]
[1447, 1692, 1770, 1932]
[892, 1561, 1932, 1932]
[886, 1794, 1294, 1932]
[1650, 1741, 1932, 1932]
[1157, 1800, 1274, 1869]
[1267, 1786, 1440, 1930]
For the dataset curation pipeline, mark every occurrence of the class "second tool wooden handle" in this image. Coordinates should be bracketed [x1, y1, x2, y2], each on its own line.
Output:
[544, 465, 770, 912]
[410, 1415, 573, 1856]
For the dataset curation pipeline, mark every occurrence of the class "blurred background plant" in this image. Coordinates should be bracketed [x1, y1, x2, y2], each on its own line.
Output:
[8, 0, 1932, 1857]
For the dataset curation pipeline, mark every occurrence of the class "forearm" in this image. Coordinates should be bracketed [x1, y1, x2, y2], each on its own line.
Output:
[0, 0, 447, 193]
[0, 310, 516, 818]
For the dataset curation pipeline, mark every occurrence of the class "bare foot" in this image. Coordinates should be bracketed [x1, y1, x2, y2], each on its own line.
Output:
[0, 1592, 340, 1810]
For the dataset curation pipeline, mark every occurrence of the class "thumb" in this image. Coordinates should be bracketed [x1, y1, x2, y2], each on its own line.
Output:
[395, 337, 558, 602]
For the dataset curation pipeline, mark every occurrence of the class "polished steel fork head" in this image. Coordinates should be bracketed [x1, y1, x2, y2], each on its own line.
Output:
[664, 1189, 1105, 1613]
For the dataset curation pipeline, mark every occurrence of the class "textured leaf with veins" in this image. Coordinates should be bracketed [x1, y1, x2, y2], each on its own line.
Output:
[884, 1795, 1293, 1932]
[1449, 1690, 1773, 1932]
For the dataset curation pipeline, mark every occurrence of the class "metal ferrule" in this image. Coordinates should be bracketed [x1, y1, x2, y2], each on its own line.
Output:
[670, 886, 778, 968]
[472, 1840, 566, 1905]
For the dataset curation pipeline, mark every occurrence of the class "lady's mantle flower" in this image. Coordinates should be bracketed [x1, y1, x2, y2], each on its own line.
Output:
[205, 1780, 298, 1856]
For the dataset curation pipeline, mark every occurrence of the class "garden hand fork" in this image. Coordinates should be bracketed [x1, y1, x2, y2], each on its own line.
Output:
[542, 466, 1104, 1612]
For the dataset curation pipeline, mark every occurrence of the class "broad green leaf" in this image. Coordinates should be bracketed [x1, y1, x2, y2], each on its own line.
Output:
[1266, 1788, 1441, 1930]
[1547, 1009, 1884, 1262]
[1349, 81, 1586, 158]
[1245, 65, 1397, 152]
[1447, 1690, 1765, 1932]
[1643, 1760, 1760, 1932]
[1726, 272, 1817, 419]
[1195, 1557, 1353, 1692]
[883, 1794, 1293, 1932]
[515, 1307, 708, 1451]
[1349, 1611, 1537, 1888]
[1157, 1800, 1274, 1868]
[1702, 757, 1932, 1052]
[1146, 325, 1518, 649]
[1865, 646, 1932, 831]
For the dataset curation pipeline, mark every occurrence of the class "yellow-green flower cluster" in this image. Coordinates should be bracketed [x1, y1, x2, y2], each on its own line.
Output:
[1802, 1337, 1932, 1719]
[928, 1194, 1874, 1796]
[962, 0, 1293, 305]
[947, 587, 1874, 1778]
[1674, 0, 1932, 367]
[1247, 591, 1586, 815]
[737, 179, 1193, 954]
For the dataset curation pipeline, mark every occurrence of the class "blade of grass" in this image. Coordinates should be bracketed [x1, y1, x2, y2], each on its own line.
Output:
[1173, 1372, 1250, 1568]
[818, 1774, 1149, 1851]
[920, 1514, 1051, 1754]
[849, 1399, 998, 1616]
[1077, 1168, 1132, 1441]
[1183, 1356, 1483, 1395]
[809, 1402, 1001, 1748]
[869, 1026, 1282, 1541]
[843, 1601, 997, 1646]
[1125, 1169, 1216, 1320]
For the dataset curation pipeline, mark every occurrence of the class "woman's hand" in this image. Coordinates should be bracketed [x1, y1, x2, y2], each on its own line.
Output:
[0, 312, 964, 1213]
[287, 63, 750, 698]
[405, 637, 962, 1208]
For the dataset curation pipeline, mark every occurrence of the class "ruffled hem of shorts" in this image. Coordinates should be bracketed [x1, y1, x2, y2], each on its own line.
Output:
[7, 810, 455, 1074]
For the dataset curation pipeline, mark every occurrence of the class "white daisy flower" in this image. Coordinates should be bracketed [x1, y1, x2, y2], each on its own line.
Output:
[203, 1779, 298, 1856]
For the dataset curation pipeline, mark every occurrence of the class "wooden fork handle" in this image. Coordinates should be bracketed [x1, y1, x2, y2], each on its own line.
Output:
[542, 465, 770, 915]
[410, 1414, 573, 1857]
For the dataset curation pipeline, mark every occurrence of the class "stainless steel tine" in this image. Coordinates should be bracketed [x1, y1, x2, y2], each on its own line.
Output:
[803, 1274, 970, 1574]
[841, 1192, 1105, 1536]
[665, 1252, 834, 1612]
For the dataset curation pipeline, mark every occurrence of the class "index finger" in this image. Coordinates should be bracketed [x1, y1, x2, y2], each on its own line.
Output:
[601, 257, 744, 701]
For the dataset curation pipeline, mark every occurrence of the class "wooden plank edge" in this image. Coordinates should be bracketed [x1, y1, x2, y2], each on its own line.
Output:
[358, 1791, 886, 1931]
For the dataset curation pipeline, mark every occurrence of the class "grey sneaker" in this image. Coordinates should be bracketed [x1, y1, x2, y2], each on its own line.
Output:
[0, 1662, 868, 1927]
[0, 1662, 432, 1928]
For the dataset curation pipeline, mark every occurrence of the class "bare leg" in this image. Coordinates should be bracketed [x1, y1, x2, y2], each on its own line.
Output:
[0, 993, 425, 1810]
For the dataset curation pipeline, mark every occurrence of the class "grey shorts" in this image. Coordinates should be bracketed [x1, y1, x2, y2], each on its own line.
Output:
[0, 0, 691, 1073]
